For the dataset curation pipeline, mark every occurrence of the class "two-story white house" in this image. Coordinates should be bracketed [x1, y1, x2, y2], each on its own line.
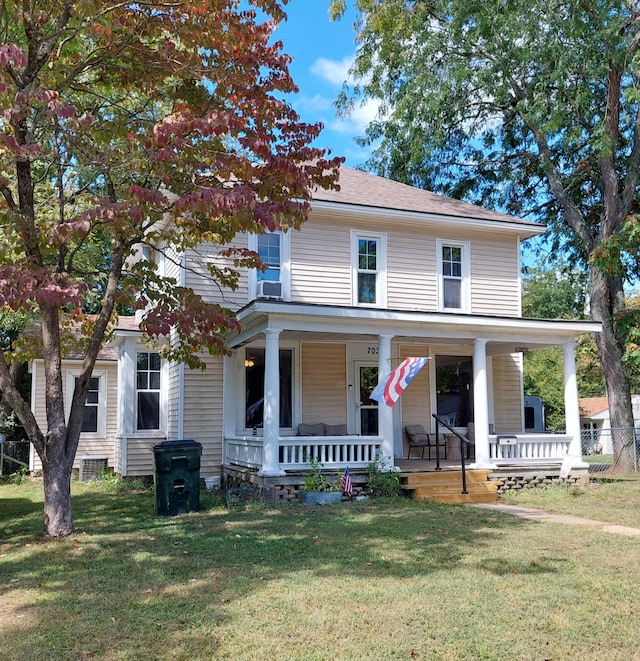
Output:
[30, 166, 600, 485]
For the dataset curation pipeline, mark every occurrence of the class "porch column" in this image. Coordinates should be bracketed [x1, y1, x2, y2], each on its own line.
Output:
[259, 328, 285, 477]
[471, 338, 496, 469]
[563, 341, 588, 470]
[378, 334, 395, 464]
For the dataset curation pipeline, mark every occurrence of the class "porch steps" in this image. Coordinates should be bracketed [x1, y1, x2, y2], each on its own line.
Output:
[400, 469, 498, 504]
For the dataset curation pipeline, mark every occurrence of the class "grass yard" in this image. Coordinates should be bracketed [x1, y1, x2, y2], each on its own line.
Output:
[1, 479, 640, 661]
[501, 477, 640, 529]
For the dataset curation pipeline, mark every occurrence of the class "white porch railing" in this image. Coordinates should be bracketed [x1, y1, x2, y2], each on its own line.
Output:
[489, 434, 571, 461]
[224, 435, 383, 471]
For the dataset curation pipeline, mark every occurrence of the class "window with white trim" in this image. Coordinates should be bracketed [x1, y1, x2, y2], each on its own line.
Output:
[66, 371, 106, 437]
[351, 231, 387, 307]
[136, 352, 161, 431]
[248, 231, 290, 300]
[437, 239, 470, 312]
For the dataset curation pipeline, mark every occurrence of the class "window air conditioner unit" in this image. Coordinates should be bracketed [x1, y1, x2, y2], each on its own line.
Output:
[257, 280, 282, 299]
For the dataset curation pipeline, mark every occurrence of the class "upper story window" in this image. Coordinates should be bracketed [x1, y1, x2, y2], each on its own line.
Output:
[136, 352, 161, 431]
[257, 233, 281, 282]
[437, 239, 470, 312]
[351, 231, 387, 307]
[248, 231, 291, 301]
[67, 371, 106, 437]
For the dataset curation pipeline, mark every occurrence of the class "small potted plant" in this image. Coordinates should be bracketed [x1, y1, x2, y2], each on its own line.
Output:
[299, 456, 344, 505]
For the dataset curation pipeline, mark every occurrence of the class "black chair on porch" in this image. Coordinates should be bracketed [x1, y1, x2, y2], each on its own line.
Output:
[404, 424, 447, 460]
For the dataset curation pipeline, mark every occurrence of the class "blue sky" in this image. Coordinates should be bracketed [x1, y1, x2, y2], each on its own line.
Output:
[273, 1, 375, 167]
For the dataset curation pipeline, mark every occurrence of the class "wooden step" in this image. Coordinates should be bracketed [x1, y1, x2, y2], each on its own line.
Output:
[400, 470, 491, 487]
[400, 469, 498, 504]
[424, 491, 498, 504]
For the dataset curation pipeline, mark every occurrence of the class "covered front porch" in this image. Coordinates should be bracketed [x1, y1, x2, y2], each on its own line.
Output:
[223, 300, 600, 478]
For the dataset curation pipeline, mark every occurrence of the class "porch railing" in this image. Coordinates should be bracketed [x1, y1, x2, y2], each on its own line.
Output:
[224, 434, 383, 471]
[489, 434, 571, 461]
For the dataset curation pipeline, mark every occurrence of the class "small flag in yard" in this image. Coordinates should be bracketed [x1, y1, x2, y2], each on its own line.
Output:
[369, 357, 429, 407]
[341, 466, 353, 498]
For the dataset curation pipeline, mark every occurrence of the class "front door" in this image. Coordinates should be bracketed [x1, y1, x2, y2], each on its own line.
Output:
[357, 363, 379, 436]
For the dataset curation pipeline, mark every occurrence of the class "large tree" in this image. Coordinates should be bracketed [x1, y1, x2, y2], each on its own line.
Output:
[333, 0, 640, 467]
[0, 0, 341, 537]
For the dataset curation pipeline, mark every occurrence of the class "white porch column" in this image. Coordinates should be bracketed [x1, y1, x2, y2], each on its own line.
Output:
[378, 334, 395, 463]
[260, 328, 285, 476]
[563, 341, 588, 470]
[471, 338, 496, 469]
[116, 338, 136, 476]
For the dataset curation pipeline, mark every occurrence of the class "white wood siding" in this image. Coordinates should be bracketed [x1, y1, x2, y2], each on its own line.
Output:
[301, 343, 347, 424]
[125, 437, 165, 476]
[184, 235, 249, 310]
[492, 353, 524, 431]
[291, 219, 352, 306]
[287, 214, 521, 315]
[182, 355, 224, 476]
[470, 235, 520, 316]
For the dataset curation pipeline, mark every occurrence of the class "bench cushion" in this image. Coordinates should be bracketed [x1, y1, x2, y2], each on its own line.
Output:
[298, 423, 325, 436]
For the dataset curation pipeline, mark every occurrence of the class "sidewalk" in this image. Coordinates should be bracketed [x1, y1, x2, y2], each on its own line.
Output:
[472, 502, 640, 537]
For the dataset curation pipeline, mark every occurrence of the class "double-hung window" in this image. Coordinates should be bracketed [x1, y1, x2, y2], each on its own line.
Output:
[136, 352, 161, 431]
[437, 239, 470, 312]
[351, 231, 387, 307]
[67, 371, 106, 437]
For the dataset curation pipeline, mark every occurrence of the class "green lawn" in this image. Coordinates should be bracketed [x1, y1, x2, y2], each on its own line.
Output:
[1, 479, 640, 660]
[501, 476, 640, 528]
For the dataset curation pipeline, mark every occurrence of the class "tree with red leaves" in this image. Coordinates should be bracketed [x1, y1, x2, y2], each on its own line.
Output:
[0, 1, 341, 537]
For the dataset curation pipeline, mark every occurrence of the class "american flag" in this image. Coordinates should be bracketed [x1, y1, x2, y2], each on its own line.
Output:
[369, 357, 429, 407]
[341, 466, 353, 498]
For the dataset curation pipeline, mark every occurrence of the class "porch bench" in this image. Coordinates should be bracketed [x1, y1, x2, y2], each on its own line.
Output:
[298, 423, 347, 436]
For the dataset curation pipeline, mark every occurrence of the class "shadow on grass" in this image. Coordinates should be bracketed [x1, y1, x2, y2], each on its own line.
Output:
[0, 482, 545, 659]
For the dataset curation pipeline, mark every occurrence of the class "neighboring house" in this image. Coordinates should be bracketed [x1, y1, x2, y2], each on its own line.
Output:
[30, 167, 600, 481]
[579, 395, 640, 455]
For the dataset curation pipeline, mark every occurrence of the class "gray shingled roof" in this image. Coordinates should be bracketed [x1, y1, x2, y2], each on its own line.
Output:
[313, 166, 540, 227]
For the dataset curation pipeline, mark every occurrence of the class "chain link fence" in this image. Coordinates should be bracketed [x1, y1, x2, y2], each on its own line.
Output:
[0, 438, 30, 476]
[581, 427, 640, 473]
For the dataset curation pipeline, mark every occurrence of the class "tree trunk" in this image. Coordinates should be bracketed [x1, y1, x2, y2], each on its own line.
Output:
[589, 266, 636, 469]
[40, 437, 75, 538]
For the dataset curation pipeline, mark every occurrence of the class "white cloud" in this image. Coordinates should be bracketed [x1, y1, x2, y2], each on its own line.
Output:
[310, 55, 354, 86]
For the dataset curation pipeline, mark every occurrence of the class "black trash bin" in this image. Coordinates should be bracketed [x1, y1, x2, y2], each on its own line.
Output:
[153, 440, 203, 515]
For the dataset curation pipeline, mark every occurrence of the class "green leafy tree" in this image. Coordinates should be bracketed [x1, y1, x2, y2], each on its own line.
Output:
[0, 1, 341, 537]
[332, 0, 639, 466]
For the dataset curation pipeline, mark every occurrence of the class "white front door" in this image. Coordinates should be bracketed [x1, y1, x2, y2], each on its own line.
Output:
[355, 362, 379, 436]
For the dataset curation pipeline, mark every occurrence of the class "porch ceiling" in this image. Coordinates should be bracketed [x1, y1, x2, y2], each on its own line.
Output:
[230, 300, 601, 355]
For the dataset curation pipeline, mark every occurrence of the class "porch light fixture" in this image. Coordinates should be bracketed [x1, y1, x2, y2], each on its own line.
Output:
[244, 357, 255, 368]
[515, 346, 530, 354]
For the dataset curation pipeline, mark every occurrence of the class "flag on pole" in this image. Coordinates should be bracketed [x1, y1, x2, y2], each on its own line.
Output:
[341, 466, 353, 498]
[369, 357, 429, 407]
